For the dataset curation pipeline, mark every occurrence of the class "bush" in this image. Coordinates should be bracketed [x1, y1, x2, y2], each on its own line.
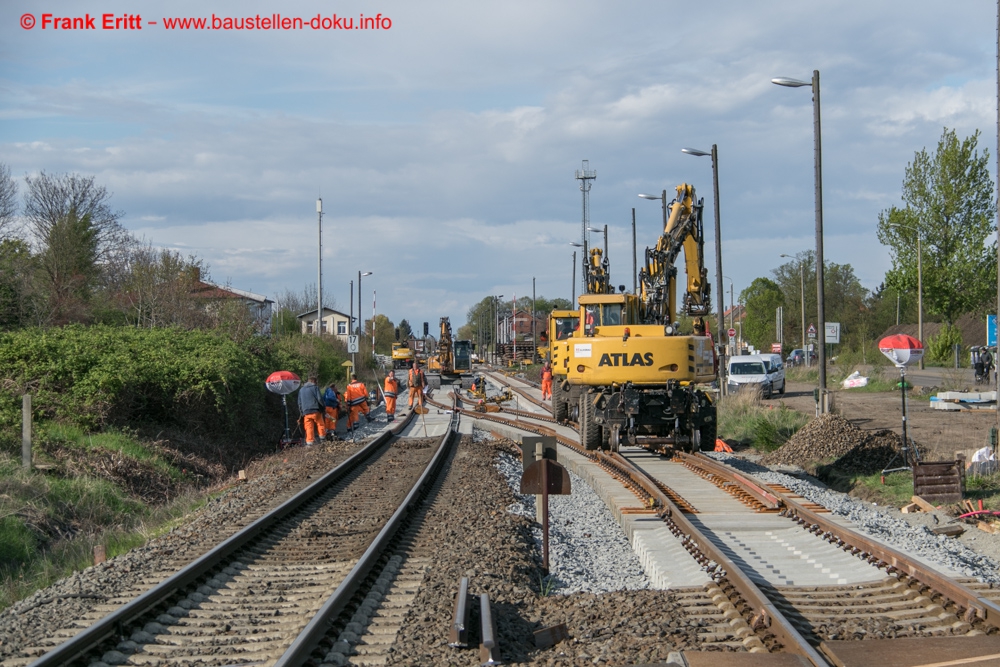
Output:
[926, 323, 963, 363]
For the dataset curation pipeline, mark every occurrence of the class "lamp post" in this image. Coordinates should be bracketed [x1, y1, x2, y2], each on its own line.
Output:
[570, 243, 583, 301]
[638, 190, 669, 231]
[682, 145, 726, 378]
[772, 70, 827, 411]
[588, 225, 608, 261]
[781, 254, 809, 367]
[495, 295, 504, 364]
[887, 223, 924, 370]
[316, 198, 323, 337]
[358, 271, 372, 336]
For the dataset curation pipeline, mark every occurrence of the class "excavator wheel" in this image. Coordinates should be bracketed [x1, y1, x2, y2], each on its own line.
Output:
[579, 393, 602, 451]
[553, 389, 568, 422]
[608, 427, 621, 453]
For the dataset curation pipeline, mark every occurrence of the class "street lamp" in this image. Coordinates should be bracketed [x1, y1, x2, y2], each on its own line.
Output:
[682, 145, 726, 373]
[495, 295, 504, 364]
[638, 191, 669, 231]
[887, 223, 924, 369]
[780, 254, 809, 367]
[587, 225, 608, 261]
[773, 70, 828, 411]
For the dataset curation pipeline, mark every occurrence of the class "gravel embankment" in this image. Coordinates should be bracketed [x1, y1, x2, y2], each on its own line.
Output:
[386, 429, 717, 666]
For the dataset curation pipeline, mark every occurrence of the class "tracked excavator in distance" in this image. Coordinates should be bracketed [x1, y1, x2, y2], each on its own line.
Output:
[556, 183, 718, 453]
[425, 317, 473, 388]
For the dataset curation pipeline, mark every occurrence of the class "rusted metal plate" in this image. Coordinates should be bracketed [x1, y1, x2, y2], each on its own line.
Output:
[520, 459, 571, 495]
[681, 653, 812, 666]
[914, 460, 964, 503]
[822, 635, 1000, 666]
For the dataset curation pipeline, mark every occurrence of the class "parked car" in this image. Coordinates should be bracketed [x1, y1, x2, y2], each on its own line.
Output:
[786, 348, 816, 366]
[727, 354, 777, 398]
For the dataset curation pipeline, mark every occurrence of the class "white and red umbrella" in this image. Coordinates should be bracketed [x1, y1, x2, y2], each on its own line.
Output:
[878, 334, 924, 368]
[265, 370, 301, 395]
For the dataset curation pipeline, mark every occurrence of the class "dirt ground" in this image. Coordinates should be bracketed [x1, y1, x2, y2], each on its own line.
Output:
[766, 381, 998, 462]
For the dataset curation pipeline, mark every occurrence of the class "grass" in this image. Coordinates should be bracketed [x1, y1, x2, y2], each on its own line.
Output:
[0, 423, 216, 611]
[717, 390, 810, 452]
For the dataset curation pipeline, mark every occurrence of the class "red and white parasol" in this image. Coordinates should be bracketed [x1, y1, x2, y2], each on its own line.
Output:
[878, 334, 924, 368]
[265, 370, 301, 395]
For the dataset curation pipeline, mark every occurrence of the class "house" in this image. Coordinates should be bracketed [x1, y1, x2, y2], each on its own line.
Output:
[497, 308, 547, 344]
[297, 307, 351, 341]
[189, 271, 274, 335]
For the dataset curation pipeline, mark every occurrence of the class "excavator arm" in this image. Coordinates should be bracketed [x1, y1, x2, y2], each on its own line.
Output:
[639, 183, 711, 326]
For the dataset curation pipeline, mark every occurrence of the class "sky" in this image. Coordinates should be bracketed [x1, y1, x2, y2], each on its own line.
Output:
[2, 0, 998, 331]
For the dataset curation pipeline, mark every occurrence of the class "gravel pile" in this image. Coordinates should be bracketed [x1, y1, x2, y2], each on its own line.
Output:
[495, 451, 651, 594]
[0, 440, 363, 659]
[761, 414, 913, 474]
[711, 453, 1000, 584]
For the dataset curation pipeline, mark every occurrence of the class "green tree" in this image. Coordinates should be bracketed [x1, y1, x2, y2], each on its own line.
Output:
[397, 318, 413, 341]
[876, 127, 997, 326]
[739, 278, 784, 351]
[365, 314, 395, 354]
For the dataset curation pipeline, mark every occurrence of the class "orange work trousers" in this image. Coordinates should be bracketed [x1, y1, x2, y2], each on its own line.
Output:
[303, 412, 327, 444]
[385, 395, 396, 417]
[408, 387, 425, 409]
[541, 378, 552, 400]
[324, 406, 339, 433]
[348, 402, 370, 429]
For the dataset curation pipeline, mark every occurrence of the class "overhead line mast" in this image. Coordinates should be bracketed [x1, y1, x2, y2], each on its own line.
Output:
[575, 160, 597, 298]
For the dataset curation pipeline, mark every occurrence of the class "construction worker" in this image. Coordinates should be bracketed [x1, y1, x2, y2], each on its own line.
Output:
[408, 360, 426, 410]
[297, 374, 327, 446]
[323, 383, 341, 439]
[384, 370, 399, 422]
[344, 373, 370, 432]
[541, 361, 553, 401]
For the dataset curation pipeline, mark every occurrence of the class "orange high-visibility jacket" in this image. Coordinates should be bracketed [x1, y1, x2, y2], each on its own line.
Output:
[408, 368, 426, 388]
[541, 367, 553, 382]
[384, 376, 399, 398]
[345, 381, 368, 407]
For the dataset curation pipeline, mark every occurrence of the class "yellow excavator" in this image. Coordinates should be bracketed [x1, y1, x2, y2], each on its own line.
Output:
[391, 342, 414, 369]
[557, 183, 717, 452]
[426, 316, 473, 388]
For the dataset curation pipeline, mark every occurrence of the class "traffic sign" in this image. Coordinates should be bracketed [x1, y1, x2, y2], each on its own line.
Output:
[771, 343, 782, 353]
[807, 323, 817, 334]
[348, 335, 359, 353]
[825, 322, 841, 345]
[727, 328, 736, 338]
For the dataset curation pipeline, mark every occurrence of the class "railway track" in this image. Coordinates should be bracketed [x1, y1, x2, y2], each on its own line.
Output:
[20, 403, 460, 667]
[473, 368, 1000, 665]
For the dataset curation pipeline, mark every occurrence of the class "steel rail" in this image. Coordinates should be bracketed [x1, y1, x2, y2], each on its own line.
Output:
[678, 452, 782, 510]
[275, 398, 461, 665]
[481, 369, 552, 413]
[28, 412, 415, 667]
[445, 392, 826, 664]
[760, 471, 1000, 629]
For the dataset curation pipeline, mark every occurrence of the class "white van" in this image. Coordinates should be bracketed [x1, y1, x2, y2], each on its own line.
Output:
[726, 354, 784, 399]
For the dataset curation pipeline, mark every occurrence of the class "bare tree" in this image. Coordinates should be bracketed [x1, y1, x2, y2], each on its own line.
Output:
[22, 172, 126, 323]
[0, 163, 17, 240]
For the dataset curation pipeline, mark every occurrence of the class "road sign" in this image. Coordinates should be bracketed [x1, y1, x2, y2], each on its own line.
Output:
[348, 335, 359, 353]
[808, 332, 817, 339]
[825, 322, 841, 345]
[771, 343, 782, 353]
[727, 328, 736, 338]
[807, 323, 817, 334]
[989, 314, 997, 347]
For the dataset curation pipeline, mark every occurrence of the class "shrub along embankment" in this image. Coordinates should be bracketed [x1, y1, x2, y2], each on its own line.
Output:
[0, 325, 348, 607]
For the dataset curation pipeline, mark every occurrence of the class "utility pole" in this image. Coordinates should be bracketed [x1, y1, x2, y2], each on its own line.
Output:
[316, 198, 323, 336]
[532, 277, 536, 362]
[575, 160, 596, 297]
[631, 208, 637, 294]
[571, 252, 577, 305]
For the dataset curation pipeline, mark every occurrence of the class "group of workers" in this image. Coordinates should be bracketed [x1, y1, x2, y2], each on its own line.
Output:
[295, 360, 429, 446]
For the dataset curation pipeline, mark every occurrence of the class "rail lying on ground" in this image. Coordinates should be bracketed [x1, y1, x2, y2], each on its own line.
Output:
[26, 403, 460, 667]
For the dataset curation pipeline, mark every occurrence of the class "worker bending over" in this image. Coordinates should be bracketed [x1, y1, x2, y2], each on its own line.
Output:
[344, 373, 370, 432]
[384, 370, 399, 422]
[408, 360, 426, 410]
[297, 374, 327, 446]
[541, 362, 553, 400]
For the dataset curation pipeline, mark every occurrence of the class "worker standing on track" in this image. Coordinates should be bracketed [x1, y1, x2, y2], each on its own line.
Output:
[344, 373, 370, 433]
[384, 370, 399, 422]
[408, 360, 426, 410]
[297, 374, 327, 446]
[323, 383, 341, 439]
[541, 361, 553, 401]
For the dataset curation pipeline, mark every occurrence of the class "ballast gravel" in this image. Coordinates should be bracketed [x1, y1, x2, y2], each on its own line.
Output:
[495, 451, 652, 594]
[710, 452, 1000, 584]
